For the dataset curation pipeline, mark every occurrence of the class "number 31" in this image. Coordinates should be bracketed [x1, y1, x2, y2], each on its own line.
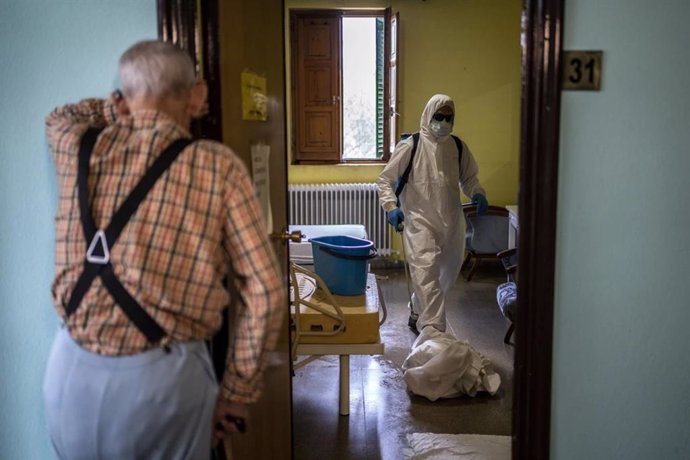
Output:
[568, 57, 596, 84]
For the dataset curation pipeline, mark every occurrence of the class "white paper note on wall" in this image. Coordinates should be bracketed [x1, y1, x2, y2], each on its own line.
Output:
[250, 143, 273, 233]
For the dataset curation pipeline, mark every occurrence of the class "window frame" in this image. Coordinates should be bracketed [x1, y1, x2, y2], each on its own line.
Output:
[289, 8, 397, 164]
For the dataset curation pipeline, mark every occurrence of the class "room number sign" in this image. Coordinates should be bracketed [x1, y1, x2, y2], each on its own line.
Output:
[562, 51, 602, 90]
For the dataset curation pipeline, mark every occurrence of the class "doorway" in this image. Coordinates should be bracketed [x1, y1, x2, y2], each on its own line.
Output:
[157, 0, 563, 458]
[287, 2, 518, 458]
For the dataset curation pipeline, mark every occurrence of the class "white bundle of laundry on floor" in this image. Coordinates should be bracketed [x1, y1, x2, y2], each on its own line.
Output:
[402, 328, 501, 401]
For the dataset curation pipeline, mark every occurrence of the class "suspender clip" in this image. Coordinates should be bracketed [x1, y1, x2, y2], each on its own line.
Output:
[86, 229, 110, 264]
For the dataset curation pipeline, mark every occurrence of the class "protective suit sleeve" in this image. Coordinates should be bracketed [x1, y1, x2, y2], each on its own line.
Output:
[458, 141, 486, 200]
[377, 138, 415, 212]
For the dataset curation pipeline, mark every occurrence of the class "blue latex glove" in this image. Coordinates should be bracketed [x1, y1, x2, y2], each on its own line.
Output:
[387, 208, 405, 232]
[472, 193, 489, 215]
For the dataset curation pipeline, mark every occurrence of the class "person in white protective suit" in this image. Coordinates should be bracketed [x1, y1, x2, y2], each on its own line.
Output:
[377, 94, 488, 333]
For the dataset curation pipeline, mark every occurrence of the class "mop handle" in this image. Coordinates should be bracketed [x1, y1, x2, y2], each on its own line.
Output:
[399, 225, 413, 301]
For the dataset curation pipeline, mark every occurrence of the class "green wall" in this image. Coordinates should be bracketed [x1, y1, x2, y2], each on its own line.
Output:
[0, 2, 157, 458]
[285, 0, 522, 207]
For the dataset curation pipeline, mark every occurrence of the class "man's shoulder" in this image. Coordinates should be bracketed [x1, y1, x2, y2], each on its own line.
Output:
[189, 139, 249, 176]
[393, 136, 416, 156]
[189, 139, 239, 161]
[190, 138, 231, 153]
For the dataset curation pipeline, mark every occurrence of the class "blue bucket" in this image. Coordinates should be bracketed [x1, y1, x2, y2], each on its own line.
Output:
[309, 235, 377, 296]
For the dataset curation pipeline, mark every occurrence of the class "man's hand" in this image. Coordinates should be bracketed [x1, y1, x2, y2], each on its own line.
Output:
[472, 193, 489, 215]
[387, 208, 404, 232]
[212, 398, 249, 447]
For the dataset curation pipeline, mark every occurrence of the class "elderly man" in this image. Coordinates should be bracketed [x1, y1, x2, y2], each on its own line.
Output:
[377, 94, 488, 334]
[42, 40, 285, 458]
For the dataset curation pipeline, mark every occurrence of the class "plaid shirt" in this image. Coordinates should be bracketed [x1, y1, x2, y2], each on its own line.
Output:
[46, 98, 285, 404]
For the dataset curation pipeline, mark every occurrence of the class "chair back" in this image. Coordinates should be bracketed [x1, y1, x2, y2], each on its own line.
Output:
[463, 205, 510, 254]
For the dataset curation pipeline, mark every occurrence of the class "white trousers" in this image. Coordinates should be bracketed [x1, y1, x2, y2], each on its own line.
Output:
[405, 217, 465, 332]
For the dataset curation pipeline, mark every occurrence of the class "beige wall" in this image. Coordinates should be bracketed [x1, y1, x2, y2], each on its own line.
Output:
[285, 0, 522, 206]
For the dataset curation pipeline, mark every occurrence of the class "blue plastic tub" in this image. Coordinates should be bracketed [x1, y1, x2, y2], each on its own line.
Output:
[309, 235, 377, 296]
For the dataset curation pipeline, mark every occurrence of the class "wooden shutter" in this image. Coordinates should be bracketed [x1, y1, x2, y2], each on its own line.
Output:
[375, 17, 385, 159]
[386, 10, 399, 159]
[291, 12, 341, 163]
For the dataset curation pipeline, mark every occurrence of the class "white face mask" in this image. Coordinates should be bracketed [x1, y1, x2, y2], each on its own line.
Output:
[429, 120, 453, 138]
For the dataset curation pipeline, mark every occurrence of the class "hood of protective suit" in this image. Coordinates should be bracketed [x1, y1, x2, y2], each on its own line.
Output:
[419, 94, 455, 140]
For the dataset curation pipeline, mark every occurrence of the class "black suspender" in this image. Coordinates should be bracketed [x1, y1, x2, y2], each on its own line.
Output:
[394, 132, 420, 199]
[65, 127, 193, 344]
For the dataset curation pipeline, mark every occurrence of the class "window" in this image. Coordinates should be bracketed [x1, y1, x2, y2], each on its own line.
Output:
[290, 9, 398, 163]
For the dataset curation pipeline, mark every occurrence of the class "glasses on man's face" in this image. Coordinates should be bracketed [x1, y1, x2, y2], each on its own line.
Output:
[432, 113, 454, 123]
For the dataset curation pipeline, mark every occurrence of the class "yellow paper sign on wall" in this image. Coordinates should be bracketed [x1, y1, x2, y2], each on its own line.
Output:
[241, 71, 268, 121]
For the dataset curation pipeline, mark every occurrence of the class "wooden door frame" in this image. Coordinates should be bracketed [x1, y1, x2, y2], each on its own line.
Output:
[513, 0, 564, 458]
[157, 0, 565, 458]
[157, 0, 223, 141]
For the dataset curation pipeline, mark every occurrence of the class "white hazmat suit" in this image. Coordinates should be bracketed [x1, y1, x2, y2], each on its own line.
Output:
[377, 94, 486, 332]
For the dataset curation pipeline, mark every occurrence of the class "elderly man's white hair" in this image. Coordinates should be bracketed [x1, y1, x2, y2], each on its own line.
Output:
[119, 40, 195, 99]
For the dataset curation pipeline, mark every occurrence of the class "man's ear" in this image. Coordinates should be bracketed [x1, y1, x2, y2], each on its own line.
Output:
[188, 80, 209, 119]
[111, 90, 130, 117]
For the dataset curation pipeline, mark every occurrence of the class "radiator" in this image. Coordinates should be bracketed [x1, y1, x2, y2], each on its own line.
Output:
[288, 183, 391, 256]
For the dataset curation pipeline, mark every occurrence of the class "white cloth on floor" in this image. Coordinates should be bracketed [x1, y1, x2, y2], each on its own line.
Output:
[402, 327, 501, 401]
[405, 433, 510, 460]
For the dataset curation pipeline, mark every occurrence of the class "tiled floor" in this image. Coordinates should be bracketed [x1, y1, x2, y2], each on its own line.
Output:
[292, 263, 514, 460]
